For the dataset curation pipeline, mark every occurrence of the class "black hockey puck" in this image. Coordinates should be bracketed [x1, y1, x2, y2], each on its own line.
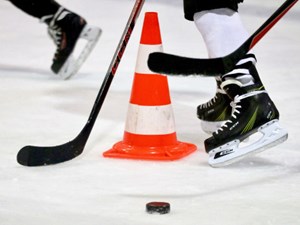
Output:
[146, 202, 170, 214]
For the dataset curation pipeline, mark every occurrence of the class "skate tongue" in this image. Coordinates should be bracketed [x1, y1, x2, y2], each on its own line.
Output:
[208, 120, 288, 167]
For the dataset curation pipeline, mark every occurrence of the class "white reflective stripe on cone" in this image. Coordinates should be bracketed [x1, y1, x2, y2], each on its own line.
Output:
[125, 103, 176, 135]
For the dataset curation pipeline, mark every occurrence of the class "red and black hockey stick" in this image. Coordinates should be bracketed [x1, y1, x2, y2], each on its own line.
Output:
[17, 0, 145, 166]
[148, 0, 298, 76]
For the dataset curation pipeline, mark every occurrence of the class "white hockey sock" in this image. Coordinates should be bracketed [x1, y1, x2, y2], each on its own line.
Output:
[194, 8, 249, 58]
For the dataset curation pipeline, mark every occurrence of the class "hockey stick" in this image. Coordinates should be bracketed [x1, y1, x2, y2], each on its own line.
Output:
[17, 0, 145, 166]
[148, 0, 298, 76]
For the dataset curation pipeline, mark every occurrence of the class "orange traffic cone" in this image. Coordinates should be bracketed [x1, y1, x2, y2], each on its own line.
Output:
[103, 12, 197, 160]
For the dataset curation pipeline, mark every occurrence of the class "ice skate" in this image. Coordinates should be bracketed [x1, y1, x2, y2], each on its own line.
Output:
[206, 91, 288, 167]
[197, 77, 232, 134]
[205, 54, 288, 167]
[42, 7, 101, 79]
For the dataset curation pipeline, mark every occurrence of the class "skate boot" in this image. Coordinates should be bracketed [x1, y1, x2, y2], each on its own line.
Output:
[205, 54, 288, 167]
[197, 54, 260, 134]
[197, 77, 232, 134]
[41, 7, 101, 79]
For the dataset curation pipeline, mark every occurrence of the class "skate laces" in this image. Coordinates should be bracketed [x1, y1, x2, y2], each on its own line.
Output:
[48, 25, 62, 48]
[215, 95, 242, 135]
[200, 94, 218, 109]
[199, 88, 226, 109]
[47, 24, 65, 61]
[44, 7, 69, 57]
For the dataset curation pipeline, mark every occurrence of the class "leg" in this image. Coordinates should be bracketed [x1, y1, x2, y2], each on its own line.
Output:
[9, 0, 59, 19]
[184, 0, 288, 166]
[184, 0, 246, 133]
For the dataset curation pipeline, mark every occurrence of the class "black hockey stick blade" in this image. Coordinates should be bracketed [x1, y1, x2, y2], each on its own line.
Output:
[17, 124, 92, 166]
[148, 0, 298, 76]
[17, 0, 145, 166]
[17, 133, 87, 166]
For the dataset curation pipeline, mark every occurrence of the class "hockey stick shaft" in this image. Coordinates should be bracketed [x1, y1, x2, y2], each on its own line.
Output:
[248, 0, 298, 49]
[148, 0, 298, 76]
[221, 0, 298, 74]
[86, 0, 144, 131]
[17, 0, 145, 166]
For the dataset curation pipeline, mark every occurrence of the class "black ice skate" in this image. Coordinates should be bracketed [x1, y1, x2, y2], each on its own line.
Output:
[197, 77, 232, 134]
[197, 54, 260, 134]
[205, 54, 288, 167]
[42, 7, 101, 79]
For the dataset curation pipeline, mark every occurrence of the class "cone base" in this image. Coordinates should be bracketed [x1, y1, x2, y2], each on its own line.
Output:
[103, 141, 197, 161]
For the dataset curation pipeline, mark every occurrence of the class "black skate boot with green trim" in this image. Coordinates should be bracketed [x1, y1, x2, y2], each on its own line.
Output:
[197, 77, 232, 134]
[197, 54, 263, 134]
[205, 54, 288, 167]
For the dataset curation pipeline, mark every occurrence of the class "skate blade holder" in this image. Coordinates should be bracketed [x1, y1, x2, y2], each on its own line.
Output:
[209, 120, 288, 167]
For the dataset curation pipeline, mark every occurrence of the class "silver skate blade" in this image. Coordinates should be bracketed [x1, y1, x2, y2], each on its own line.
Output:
[58, 25, 102, 80]
[208, 120, 288, 168]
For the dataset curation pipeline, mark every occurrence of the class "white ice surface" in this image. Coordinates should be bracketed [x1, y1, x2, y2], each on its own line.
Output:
[0, 0, 300, 224]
